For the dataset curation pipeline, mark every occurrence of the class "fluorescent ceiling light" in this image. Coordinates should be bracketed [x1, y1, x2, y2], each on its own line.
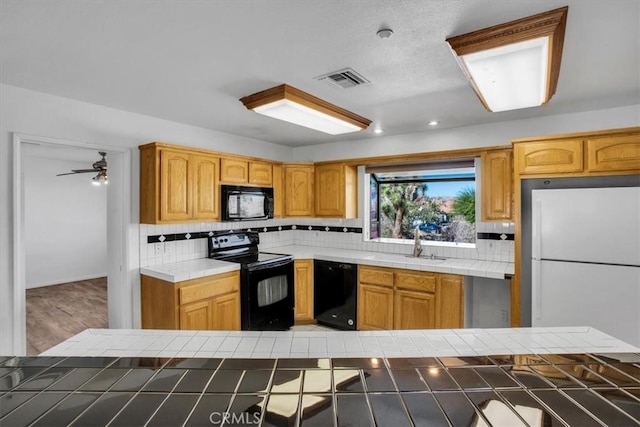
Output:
[447, 7, 568, 112]
[240, 84, 371, 135]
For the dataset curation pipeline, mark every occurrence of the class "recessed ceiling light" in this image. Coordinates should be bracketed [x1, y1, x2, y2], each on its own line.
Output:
[428, 120, 439, 126]
[373, 128, 383, 134]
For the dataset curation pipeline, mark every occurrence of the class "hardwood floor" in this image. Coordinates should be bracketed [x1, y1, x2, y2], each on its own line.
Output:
[26, 277, 108, 355]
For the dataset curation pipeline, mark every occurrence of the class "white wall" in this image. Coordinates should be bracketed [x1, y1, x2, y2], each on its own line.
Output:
[24, 156, 107, 288]
[0, 83, 292, 355]
[293, 104, 640, 161]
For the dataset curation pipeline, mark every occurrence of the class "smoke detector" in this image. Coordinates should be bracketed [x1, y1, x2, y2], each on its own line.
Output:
[315, 68, 370, 90]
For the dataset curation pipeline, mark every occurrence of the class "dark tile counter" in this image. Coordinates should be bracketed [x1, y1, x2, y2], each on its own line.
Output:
[0, 353, 639, 426]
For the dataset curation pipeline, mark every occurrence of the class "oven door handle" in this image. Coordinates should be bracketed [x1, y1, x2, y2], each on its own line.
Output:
[248, 258, 293, 271]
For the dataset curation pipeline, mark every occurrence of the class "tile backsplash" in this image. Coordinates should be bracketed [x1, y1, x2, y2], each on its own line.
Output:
[140, 218, 514, 267]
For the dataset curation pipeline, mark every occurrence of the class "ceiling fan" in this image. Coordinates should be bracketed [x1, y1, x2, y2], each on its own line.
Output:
[56, 151, 108, 185]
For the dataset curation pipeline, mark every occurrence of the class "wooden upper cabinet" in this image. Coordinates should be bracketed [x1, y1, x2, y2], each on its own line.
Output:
[314, 163, 357, 218]
[481, 149, 513, 221]
[284, 164, 314, 217]
[586, 132, 640, 172]
[249, 161, 273, 186]
[140, 144, 220, 224]
[191, 154, 219, 220]
[272, 164, 284, 218]
[220, 158, 249, 183]
[160, 150, 191, 222]
[514, 139, 583, 175]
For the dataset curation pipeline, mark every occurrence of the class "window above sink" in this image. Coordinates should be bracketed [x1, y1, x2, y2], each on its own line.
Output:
[365, 159, 478, 247]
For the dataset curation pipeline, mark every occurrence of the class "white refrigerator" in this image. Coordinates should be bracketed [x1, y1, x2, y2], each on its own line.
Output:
[531, 187, 640, 347]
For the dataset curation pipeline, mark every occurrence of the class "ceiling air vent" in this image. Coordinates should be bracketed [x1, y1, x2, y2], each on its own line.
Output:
[315, 68, 370, 89]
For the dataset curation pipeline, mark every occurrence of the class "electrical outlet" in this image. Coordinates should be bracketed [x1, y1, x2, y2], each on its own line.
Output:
[500, 310, 509, 323]
[154, 243, 162, 256]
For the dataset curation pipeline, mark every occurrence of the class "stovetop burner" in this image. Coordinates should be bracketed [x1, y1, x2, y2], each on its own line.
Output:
[207, 230, 292, 268]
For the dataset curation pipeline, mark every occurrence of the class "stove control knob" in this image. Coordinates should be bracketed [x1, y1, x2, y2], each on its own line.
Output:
[348, 319, 354, 326]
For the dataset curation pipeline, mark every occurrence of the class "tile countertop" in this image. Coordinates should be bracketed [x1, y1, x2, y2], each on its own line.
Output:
[141, 244, 514, 283]
[40, 327, 639, 359]
[3, 351, 640, 426]
[140, 258, 240, 283]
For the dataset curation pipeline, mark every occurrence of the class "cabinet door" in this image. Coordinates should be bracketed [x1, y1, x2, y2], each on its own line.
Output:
[394, 289, 435, 329]
[481, 150, 513, 221]
[160, 150, 191, 221]
[357, 284, 393, 330]
[294, 260, 314, 323]
[285, 165, 314, 216]
[191, 154, 220, 220]
[436, 274, 464, 328]
[211, 292, 240, 330]
[179, 300, 211, 330]
[272, 164, 284, 218]
[221, 158, 249, 183]
[315, 163, 344, 217]
[249, 162, 273, 186]
[515, 139, 583, 175]
[586, 133, 640, 172]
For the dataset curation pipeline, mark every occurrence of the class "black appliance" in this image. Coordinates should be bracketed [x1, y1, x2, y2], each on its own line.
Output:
[221, 185, 274, 221]
[208, 231, 294, 330]
[314, 260, 357, 330]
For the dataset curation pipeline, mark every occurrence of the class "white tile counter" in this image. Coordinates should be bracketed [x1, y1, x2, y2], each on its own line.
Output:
[267, 245, 514, 279]
[140, 258, 239, 283]
[141, 245, 514, 283]
[40, 327, 639, 359]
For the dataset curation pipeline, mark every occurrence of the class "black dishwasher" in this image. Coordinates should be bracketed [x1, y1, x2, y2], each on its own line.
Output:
[314, 260, 357, 330]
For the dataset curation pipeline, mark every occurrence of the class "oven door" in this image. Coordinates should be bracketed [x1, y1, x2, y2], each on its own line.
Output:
[241, 258, 294, 331]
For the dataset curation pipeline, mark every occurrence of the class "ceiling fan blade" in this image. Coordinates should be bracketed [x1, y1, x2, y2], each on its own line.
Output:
[56, 170, 96, 176]
[71, 169, 98, 173]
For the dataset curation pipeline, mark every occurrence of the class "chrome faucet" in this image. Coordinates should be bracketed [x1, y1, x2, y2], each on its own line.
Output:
[413, 231, 423, 257]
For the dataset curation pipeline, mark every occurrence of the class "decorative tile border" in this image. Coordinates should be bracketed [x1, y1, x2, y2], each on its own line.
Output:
[147, 225, 364, 244]
[476, 232, 514, 241]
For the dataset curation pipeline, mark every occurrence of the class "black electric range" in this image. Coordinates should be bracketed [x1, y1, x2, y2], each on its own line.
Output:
[208, 231, 294, 331]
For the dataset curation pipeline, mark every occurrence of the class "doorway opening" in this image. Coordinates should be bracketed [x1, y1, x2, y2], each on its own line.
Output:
[22, 145, 109, 354]
[13, 133, 133, 356]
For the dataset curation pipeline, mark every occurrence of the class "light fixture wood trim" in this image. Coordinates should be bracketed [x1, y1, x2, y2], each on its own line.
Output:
[447, 6, 568, 110]
[239, 84, 372, 130]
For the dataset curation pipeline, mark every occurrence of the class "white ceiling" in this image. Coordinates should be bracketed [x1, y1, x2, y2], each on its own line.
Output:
[1, 1, 638, 147]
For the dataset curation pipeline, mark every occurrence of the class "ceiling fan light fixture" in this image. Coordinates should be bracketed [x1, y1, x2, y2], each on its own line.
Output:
[92, 171, 108, 185]
[446, 6, 568, 112]
[240, 84, 371, 135]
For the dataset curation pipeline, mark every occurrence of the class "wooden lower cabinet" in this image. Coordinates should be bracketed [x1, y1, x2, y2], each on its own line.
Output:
[394, 289, 436, 329]
[358, 283, 394, 330]
[141, 270, 240, 330]
[357, 265, 464, 330]
[436, 274, 464, 328]
[294, 259, 314, 323]
[179, 300, 211, 330]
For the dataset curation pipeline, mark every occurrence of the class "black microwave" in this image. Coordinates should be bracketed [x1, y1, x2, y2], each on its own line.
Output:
[221, 185, 274, 221]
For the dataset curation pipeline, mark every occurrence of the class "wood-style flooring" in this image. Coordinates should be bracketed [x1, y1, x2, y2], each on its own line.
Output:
[26, 277, 108, 355]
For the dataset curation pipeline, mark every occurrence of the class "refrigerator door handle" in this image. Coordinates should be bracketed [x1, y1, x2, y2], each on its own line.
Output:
[532, 199, 542, 260]
[532, 260, 542, 320]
